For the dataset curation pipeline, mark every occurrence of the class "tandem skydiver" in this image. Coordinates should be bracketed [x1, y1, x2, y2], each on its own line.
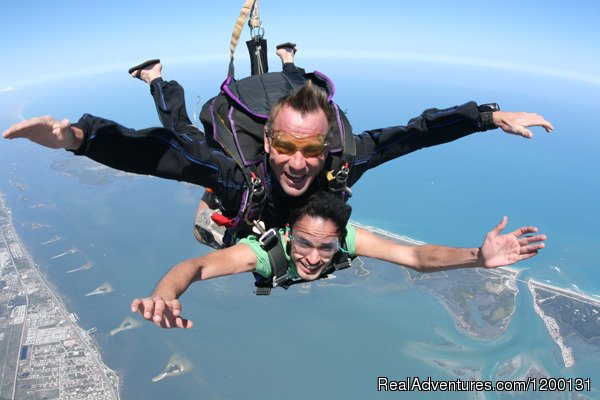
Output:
[130, 191, 547, 328]
[125, 43, 323, 247]
[2, 45, 554, 250]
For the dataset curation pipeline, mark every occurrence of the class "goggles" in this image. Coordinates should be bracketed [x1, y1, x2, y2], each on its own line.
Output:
[270, 130, 328, 158]
[290, 232, 339, 258]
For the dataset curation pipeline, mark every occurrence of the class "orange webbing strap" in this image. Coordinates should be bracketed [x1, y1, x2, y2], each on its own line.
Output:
[228, 0, 257, 77]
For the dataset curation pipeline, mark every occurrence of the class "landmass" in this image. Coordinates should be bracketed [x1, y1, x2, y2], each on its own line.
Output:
[353, 222, 600, 375]
[41, 236, 61, 245]
[51, 248, 77, 259]
[50, 157, 137, 186]
[151, 354, 192, 382]
[22, 223, 49, 230]
[352, 222, 521, 340]
[0, 194, 120, 399]
[528, 279, 600, 368]
[110, 316, 142, 336]
[2, 174, 598, 396]
[496, 356, 522, 378]
[67, 262, 92, 274]
[317, 257, 369, 288]
[85, 283, 114, 297]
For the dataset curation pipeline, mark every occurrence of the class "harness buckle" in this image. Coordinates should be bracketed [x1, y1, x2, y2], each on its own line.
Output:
[251, 223, 290, 292]
[250, 172, 264, 197]
[327, 163, 353, 197]
[243, 173, 266, 225]
[338, 162, 350, 177]
[271, 272, 290, 288]
[334, 255, 352, 271]
[258, 227, 278, 249]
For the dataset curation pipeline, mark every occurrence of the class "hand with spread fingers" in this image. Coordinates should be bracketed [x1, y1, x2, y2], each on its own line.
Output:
[492, 111, 554, 139]
[481, 216, 546, 268]
[131, 296, 193, 329]
[2, 115, 83, 150]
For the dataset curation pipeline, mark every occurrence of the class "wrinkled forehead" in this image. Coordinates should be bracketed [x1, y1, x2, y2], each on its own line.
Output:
[271, 105, 329, 138]
[291, 216, 339, 241]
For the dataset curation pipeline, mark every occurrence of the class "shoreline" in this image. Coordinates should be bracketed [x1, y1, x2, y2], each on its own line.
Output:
[527, 279, 575, 368]
[351, 220, 598, 303]
[0, 193, 121, 398]
[352, 220, 522, 340]
[528, 279, 600, 306]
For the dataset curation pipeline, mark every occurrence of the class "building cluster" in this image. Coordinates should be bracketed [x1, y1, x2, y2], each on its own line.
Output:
[0, 202, 120, 399]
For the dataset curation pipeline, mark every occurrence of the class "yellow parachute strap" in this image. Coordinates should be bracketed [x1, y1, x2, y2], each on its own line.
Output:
[228, 0, 262, 77]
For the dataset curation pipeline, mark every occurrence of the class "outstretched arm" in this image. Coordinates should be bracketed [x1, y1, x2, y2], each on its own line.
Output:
[4, 114, 246, 193]
[131, 244, 257, 328]
[354, 216, 546, 272]
[349, 103, 553, 181]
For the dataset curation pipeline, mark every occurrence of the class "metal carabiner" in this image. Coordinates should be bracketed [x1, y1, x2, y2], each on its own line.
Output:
[250, 172, 264, 195]
[249, 25, 265, 39]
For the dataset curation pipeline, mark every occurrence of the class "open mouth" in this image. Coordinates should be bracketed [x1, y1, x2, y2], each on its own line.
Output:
[284, 172, 307, 185]
[301, 263, 321, 274]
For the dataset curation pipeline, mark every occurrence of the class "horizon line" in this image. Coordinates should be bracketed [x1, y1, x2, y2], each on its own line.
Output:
[3, 52, 599, 91]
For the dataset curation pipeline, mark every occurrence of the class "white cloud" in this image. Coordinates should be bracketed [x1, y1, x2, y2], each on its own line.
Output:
[0, 87, 15, 93]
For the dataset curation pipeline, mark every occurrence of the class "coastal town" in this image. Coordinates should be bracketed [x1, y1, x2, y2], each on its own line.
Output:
[0, 194, 120, 399]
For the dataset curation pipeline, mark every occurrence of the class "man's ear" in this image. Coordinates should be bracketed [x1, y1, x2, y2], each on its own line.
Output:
[264, 126, 270, 153]
[283, 224, 291, 243]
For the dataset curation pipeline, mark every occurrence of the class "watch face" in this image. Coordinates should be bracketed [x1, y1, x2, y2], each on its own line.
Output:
[479, 103, 500, 112]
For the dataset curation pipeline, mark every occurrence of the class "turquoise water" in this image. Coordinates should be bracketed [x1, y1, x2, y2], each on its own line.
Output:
[1, 59, 598, 399]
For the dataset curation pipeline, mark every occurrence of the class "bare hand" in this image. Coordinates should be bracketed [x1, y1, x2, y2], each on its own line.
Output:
[131, 296, 193, 329]
[481, 216, 546, 268]
[493, 111, 554, 139]
[2, 115, 80, 150]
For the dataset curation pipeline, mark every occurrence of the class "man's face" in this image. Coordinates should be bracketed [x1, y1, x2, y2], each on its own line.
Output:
[288, 215, 340, 281]
[264, 105, 329, 197]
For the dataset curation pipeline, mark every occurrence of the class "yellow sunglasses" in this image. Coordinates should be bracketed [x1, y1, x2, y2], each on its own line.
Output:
[270, 130, 328, 158]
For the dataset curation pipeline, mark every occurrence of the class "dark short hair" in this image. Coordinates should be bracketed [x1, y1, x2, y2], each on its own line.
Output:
[287, 191, 351, 240]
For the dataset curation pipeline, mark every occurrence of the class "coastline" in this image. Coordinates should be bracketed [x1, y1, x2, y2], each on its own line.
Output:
[0, 207, 594, 395]
[352, 219, 600, 355]
[528, 279, 600, 306]
[351, 220, 425, 246]
[0, 193, 120, 398]
[353, 219, 598, 305]
[352, 220, 522, 340]
[527, 279, 575, 368]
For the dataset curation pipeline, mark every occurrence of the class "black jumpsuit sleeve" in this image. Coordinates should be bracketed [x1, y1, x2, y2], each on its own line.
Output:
[71, 113, 245, 192]
[348, 101, 487, 184]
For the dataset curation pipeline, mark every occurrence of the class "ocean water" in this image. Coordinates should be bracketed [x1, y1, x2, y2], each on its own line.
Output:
[1, 59, 598, 399]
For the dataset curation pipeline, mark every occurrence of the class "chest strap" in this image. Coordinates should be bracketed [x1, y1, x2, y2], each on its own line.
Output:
[253, 222, 289, 295]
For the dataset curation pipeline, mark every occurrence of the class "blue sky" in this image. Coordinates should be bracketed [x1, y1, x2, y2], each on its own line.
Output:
[2, 0, 599, 90]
